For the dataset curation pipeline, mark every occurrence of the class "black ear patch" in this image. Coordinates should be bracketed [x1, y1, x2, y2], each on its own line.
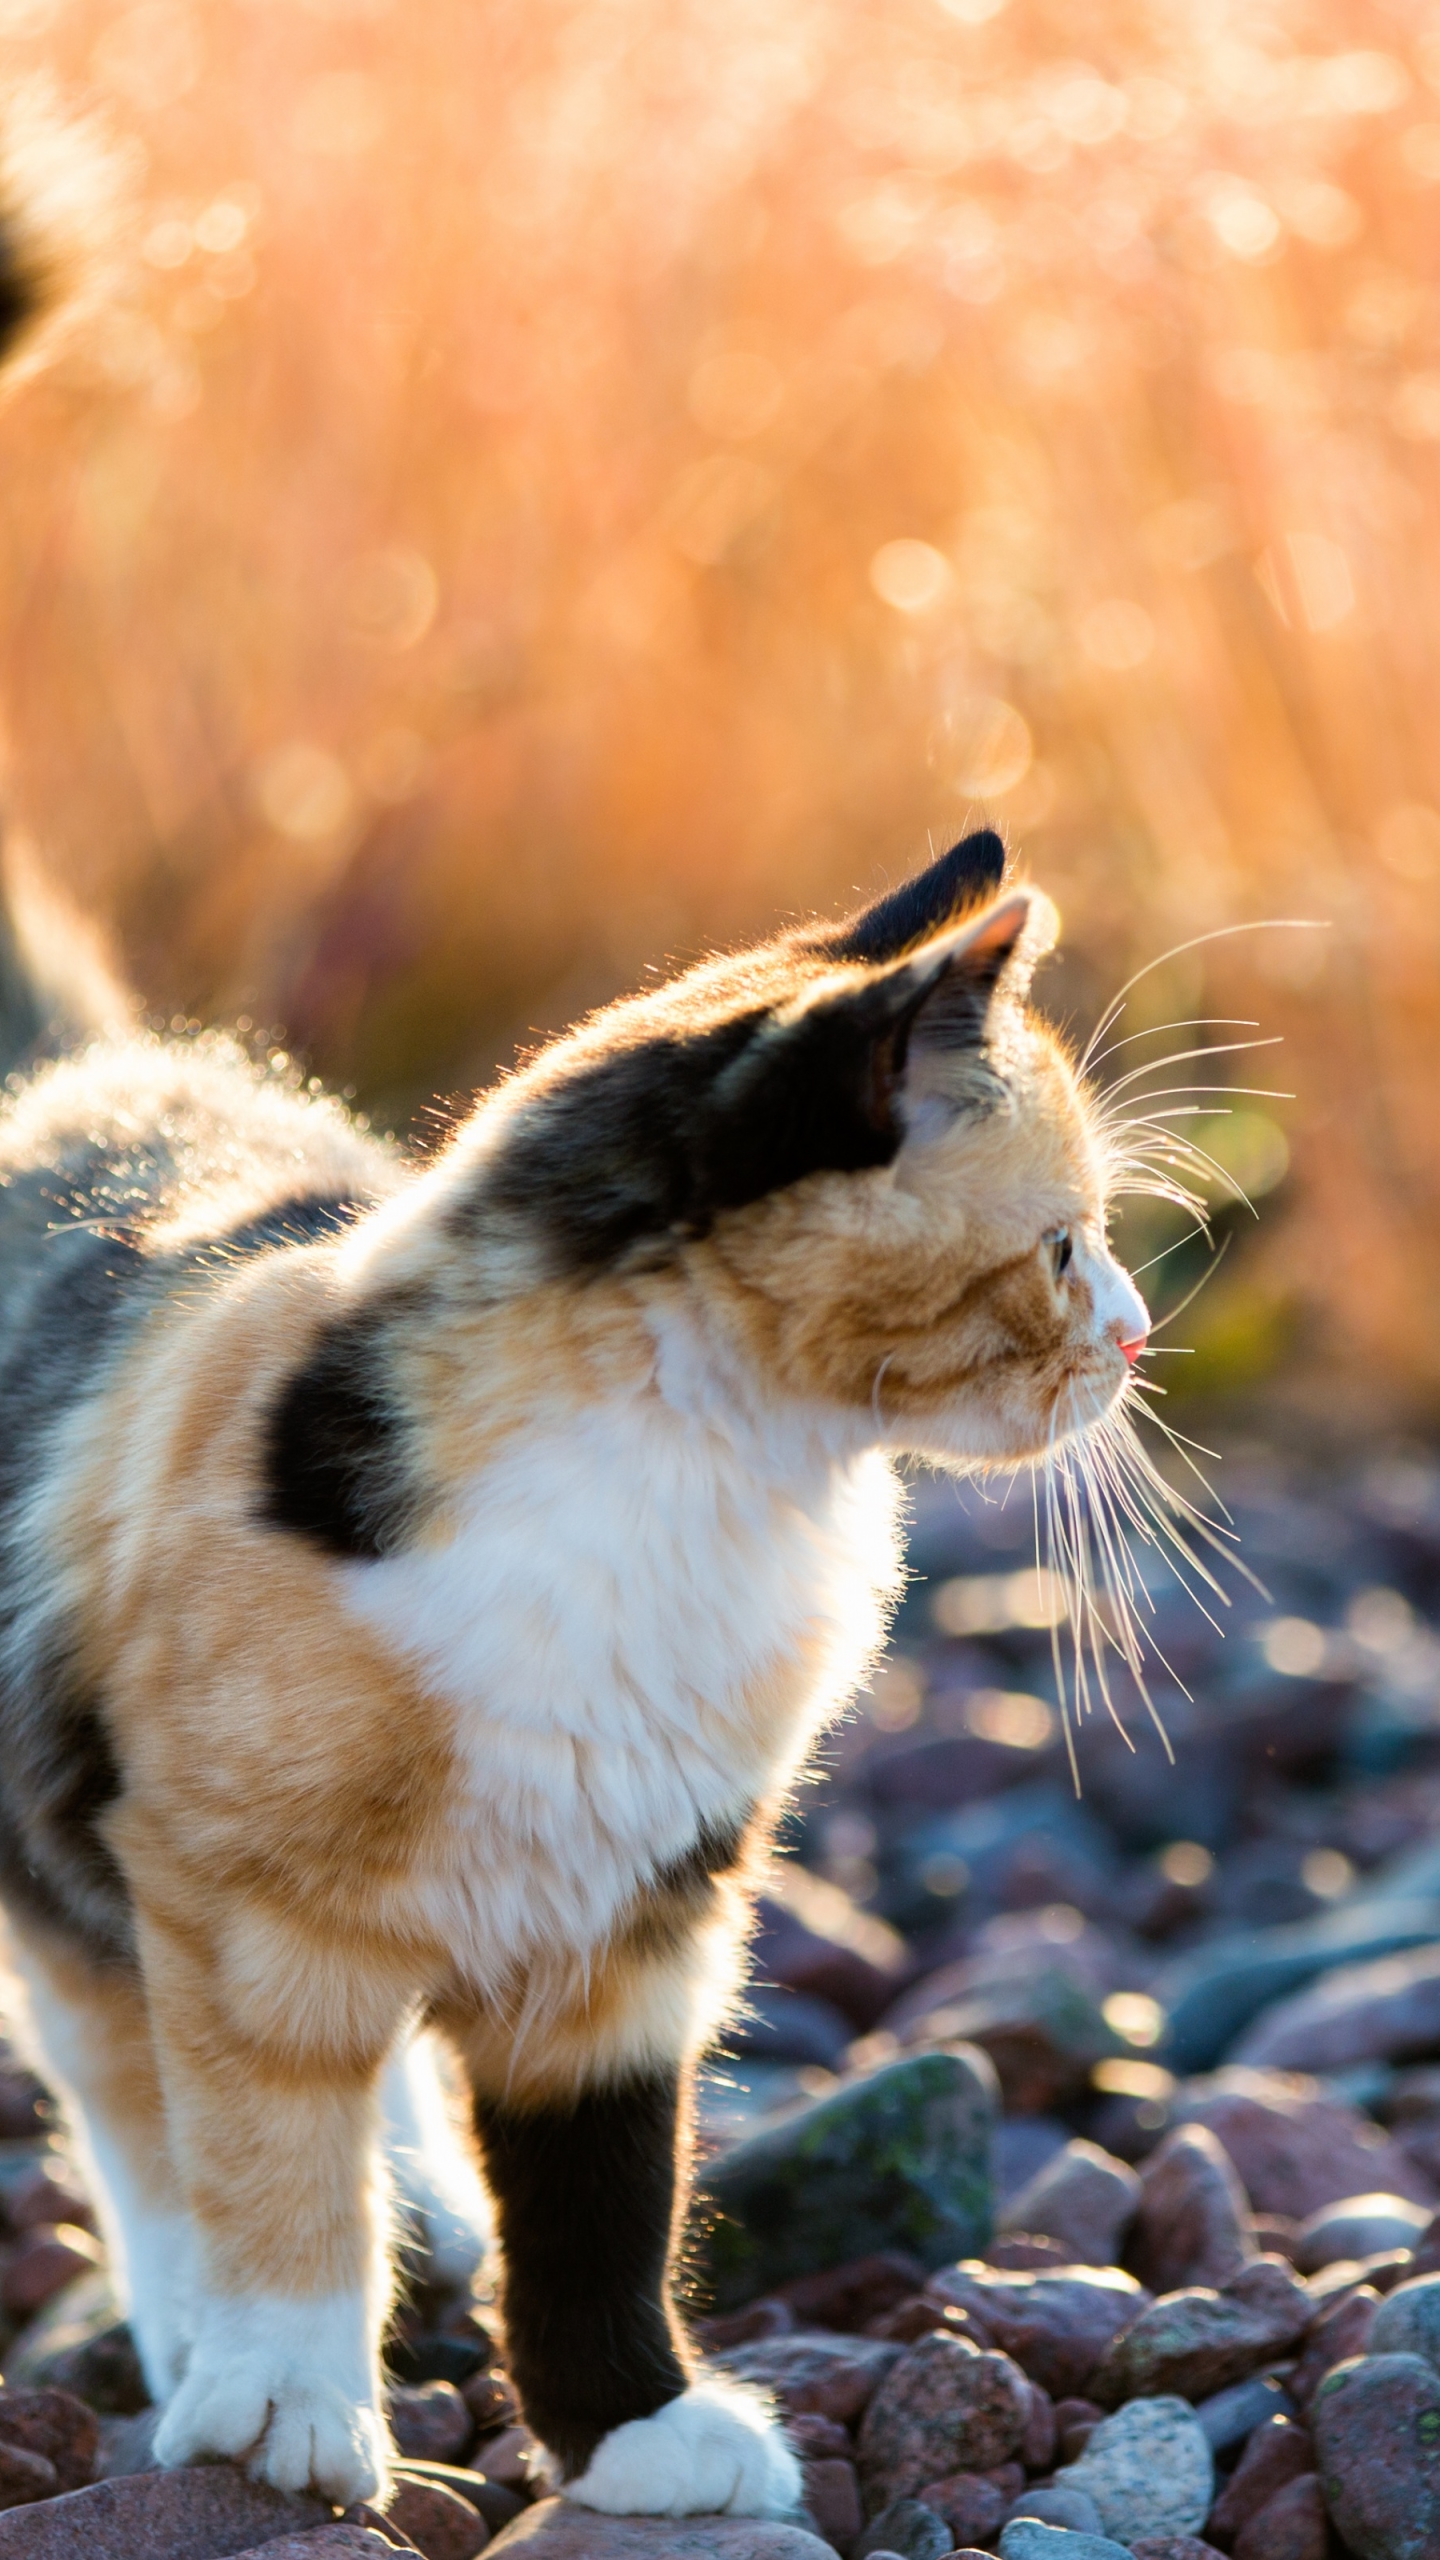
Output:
[828, 830, 1006, 964]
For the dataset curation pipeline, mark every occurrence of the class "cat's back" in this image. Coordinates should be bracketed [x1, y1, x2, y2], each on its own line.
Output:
[0, 1030, 398, 1467]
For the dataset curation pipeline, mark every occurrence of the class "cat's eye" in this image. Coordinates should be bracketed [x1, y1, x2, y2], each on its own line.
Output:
[1046, 1227, 1073, 1278]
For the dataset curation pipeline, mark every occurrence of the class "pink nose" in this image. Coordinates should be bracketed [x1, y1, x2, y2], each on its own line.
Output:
[1119, 1330, 1148, 1367]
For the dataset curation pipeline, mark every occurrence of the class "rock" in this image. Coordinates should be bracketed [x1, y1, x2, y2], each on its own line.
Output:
[0, 2064, 50, 2142]
[1296, 2193, 1432, 2273]
[997, 2525, 1130, 2560]
[233, 2536, 406, 2558]
[0, 2464, 328, 2554]
[1004, 2482, 1102, 2531]
[392, 2468, 524, 2539]
[773, 2254, 929, 2334]
[1129, 2543, 1226, 2560]
[470, 2432, 537, 2493]
[1290, 2285, 1380, 2406]
[1207, 2414, 1315, 2544]
[386, 2384, 474, 2465]
[719, 2332, 902, 2424]
[1234, 1943, 1440, 2075]
[0, 2391, 98, 2494]
[3, 2168, 94, 2237]
[888, 1971, 1130, 2115]
[1052, 2398, 1103, 2462]
[1311, 2350, 1440, 2556]
[700, 2056, 997, 2311]
[1230, 2473, 1328, 2560]
[788, 2417, 851, 2461]
[912, 2474, 1007, 2545]
[1, 2231, 104, 2323]
[1371, 2271, 1440, 2369]
[3, 2270, 147, 2415]
[1155, 1901, 1440, 2076]
[1090, 2257, 1310, 2407]
[485, 2500, 836, 2556]
[992, 2121, 1072, 2209]
[996, 2143, 1139, 2268]
[377, 2476, 491, 2558]
[1171, 2069, 1436, 2216]
[1057, 2396, 1213, 2541]
[800, 2454, 861, 2551]
[1017, 2382, 1055, 2472]
[1192, 2370, 1296, 2452]
[923, 2267, 1146, 2399]
[727, 1989, 854, 2071]
[854, 2499, 952, 2558]
[0, 2448, 54, 2509]
[857, 2332, 1029, 2508]
[982, 2239, 1071, 2274]
[1128, 2128, 1255, 2293]
[751, 1872, 907, 2034]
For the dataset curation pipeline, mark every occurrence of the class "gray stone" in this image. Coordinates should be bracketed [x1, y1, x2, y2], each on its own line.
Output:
[486, 2501, 835, 2556]
[699, 2054, 997, 2311]
[1193, 2369, 1296, 2450]
[998, 2525, 1130, 2560]
[854, 2498, 953, 2558]
[1295, 2193, 1432, 2274]
[0, 2464, 328, 2555]
[235, 2537, 402, 2559]
[1371, 2271, 1440, 2369]
[1154, 1900, 1440, 2075]
[996, 2141, 1138, 2267]
[1235, 1941, 1440, 2075]
[1004, 2482, 1103, 2531]
[1056, 2395, 1213, 2541]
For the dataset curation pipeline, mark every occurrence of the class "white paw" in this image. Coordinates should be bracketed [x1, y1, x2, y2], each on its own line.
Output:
[152, 2290, 388, 2507]
[563, 2380, 802, 2519]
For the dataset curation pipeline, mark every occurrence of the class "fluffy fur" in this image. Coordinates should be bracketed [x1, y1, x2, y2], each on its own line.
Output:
[0, 219, 1151, 2505]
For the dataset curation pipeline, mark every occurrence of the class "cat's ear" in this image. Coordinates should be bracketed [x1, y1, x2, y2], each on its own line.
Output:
[698, 886, 1053, 1211]
[823, 829, 1008, 963]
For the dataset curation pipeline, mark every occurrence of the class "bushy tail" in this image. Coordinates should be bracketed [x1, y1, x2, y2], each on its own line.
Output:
[0, 839, 133, 1077]
[0, 97, 136, 1077]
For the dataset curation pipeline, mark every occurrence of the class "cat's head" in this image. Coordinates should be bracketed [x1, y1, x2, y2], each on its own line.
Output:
[459, 830, 1146, 1468]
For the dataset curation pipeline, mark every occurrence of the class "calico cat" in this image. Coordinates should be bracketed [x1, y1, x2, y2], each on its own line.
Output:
[0, 215, 1148, 2519]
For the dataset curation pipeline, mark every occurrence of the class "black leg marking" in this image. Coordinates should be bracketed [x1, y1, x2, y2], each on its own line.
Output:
[471, 2067, 690, 2478]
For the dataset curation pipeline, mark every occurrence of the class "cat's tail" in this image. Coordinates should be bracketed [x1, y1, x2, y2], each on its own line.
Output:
[0, 101, 136, 1076]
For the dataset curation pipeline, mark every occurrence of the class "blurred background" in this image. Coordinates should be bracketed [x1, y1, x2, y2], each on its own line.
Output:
[0, 0, 1438, 1421]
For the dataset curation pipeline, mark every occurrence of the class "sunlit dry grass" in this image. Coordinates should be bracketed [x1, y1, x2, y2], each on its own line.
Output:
[0, 0, 1438, 1405]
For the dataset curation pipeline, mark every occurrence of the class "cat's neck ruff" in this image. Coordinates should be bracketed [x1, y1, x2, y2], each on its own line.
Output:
[338, 1296, 902, 1972]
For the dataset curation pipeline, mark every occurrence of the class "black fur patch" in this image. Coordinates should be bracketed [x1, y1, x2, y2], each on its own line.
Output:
[260, 1290, 418, 1562]
[0, 217, 42, 371]
[0, 1226, 154, 1959]
[465, 835, 1016, 1276]
[828, 830, 1006, 963]
[475, 967, 947, 1273]
[471, 2068, 689, 2475]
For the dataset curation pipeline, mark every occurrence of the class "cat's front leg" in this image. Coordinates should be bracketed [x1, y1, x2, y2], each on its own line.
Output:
[133, 1899, 405, 2507]
[466, 2050, 801, 2518]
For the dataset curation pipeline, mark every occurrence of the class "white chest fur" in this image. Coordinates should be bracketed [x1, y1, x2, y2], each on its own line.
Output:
[340, 1380, 902, 1980]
